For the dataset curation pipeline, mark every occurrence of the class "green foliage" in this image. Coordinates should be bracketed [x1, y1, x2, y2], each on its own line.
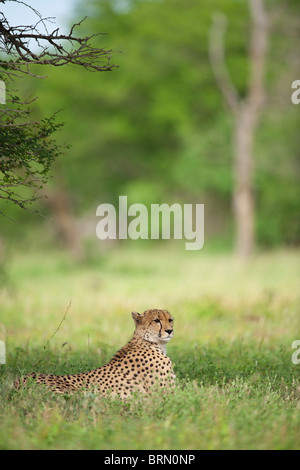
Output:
[0, 0, 114, 217]
[0, 104, 66, 213]
[9, 0, 297, 247]
[255, 108, 300, 246]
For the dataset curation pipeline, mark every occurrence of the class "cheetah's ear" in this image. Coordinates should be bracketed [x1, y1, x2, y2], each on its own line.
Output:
[131, 311, 141, 323]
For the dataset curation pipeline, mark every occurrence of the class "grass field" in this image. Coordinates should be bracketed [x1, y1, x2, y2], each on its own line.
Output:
[0, 244, 299, 450]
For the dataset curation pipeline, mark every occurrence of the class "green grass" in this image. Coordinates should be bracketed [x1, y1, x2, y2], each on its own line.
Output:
[0, 245, 299, 449]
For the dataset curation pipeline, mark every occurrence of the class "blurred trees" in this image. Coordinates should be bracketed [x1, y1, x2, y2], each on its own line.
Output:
[0, 0, 299, 250]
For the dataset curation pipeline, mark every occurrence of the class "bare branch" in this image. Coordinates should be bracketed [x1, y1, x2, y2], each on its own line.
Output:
[0, 11, 116, 73]
[247, 0, 269, 110]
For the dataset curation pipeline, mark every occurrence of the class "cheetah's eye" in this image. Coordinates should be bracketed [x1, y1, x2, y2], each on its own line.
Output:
[153, 319, 161, 323]
[169, 319, 173, 323]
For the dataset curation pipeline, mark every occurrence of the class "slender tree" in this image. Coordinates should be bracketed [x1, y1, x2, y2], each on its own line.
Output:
[209, 0, 269, 258]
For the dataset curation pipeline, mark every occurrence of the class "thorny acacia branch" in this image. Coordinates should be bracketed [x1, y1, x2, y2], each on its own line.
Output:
[0, 0, 117, 215]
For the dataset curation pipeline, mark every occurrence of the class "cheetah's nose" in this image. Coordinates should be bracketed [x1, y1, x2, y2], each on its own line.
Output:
[165, 329, 173, 335]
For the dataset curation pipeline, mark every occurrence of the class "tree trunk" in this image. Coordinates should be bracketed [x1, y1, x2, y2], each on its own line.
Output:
[233, 0, 269, 258]
[44, 187, 84, 261]
[233, 104, 256, 257]
[209, 0, 269, 258]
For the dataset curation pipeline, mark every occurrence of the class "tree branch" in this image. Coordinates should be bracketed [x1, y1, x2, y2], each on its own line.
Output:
[0, 3, 117, 73]
[209, 12, 240, 114]
[247, 0, 269, 110]
[0, 0, 118, 214]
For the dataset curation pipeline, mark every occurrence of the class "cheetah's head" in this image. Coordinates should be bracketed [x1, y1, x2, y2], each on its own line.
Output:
[131, 309, 174, 347]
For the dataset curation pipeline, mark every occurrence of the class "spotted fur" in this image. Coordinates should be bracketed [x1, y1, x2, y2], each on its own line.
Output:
[14, 309, 175, 398]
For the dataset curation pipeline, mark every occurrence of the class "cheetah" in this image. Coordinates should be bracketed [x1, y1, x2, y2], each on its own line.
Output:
[14, 309, 175, 398]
